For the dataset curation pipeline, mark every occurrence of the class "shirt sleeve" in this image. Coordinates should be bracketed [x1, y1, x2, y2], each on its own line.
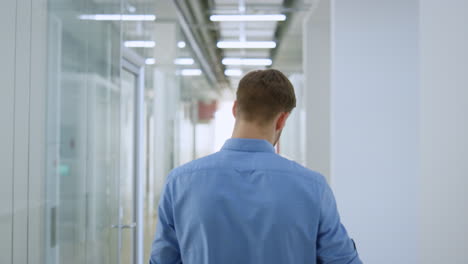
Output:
[149, 177, 182, 264]
[317, 183, 362, 264]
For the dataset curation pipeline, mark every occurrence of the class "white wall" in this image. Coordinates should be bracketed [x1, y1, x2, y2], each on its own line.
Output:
[0, 1, 16, 262]
[331, 1, 419, 262]
[303, 0, 419, 262]
[0, 0, 47, 263]
[153, 22, 179, 201]
[153, 69, 178, 200]
[302, 0, 468, 263]
[420, 1, 468, 262]
[280, 74, 306, 164]
[302, 0, 332, 179]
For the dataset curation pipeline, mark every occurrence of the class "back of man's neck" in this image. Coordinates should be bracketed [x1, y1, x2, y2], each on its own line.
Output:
[231, 121, 275, 145]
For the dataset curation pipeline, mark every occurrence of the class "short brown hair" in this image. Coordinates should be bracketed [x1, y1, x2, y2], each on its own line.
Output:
[236, 69, 296, 124]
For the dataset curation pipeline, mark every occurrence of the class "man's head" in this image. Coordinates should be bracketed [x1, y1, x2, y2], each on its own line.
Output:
[232, 69, 296, 146]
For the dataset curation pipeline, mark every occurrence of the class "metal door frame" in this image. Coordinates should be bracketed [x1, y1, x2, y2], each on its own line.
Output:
[117, 47, 145, 264]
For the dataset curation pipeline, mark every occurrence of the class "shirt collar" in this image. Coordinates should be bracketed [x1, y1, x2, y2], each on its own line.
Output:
[221, 138, 276, 153]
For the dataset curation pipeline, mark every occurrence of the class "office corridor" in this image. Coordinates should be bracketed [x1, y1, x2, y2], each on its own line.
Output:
[1, 0, 468, 263]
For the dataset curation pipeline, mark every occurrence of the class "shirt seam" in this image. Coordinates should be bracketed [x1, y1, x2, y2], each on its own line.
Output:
[168, 167, 323, 186]
[220, 148, 275, 153]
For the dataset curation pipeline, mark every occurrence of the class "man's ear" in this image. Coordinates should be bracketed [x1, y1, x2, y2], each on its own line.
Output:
[276, 112, 290, 131]
[232, 100, 238, 118]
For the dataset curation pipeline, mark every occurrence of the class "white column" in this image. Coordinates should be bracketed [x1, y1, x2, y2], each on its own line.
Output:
[12, 0, 33, 262]
[153, 69, 170, 198]
[280, 74, 306, 164]
[0, 0, 48, 263]
[304, 0, 419, 263]
[303, 0, 332, 179]
[420, 1, 468, 262]
[29, 0, 48, 261]
[152, 22, 178, 200]
[0, 1, 17, 262]
[331, 1, 419, 263]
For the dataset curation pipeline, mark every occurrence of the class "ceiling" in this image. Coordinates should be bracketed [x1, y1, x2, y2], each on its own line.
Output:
[211, 0, 285, 75]
[208, 0, 316, 90]
[86, 0, 315, 99]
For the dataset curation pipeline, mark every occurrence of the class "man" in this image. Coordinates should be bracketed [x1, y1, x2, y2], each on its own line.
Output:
[150, 69, 362, 264]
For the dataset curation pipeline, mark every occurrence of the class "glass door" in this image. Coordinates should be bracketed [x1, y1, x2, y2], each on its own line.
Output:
[114, 57, 145, 264]
[118, 68, 137, 264]
[45, 2, 122, 263]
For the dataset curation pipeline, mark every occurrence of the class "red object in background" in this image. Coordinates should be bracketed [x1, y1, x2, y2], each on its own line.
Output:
[198, 100, 218, 122]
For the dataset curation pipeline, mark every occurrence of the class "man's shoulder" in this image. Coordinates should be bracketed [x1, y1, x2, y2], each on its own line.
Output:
[276, 155, 328, 185]
[167, 151, 328, 188]
[167, 152, 222, 181]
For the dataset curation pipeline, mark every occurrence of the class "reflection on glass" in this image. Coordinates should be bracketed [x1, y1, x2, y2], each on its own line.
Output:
[46, 0, 121, 263]
[120, 69, 137, 263]
[42, 0, 219, 263]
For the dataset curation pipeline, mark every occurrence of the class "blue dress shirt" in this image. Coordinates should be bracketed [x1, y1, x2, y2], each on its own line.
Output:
[150, 138, 361, 264]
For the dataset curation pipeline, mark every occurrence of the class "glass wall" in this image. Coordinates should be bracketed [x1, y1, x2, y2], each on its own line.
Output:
[1, 0, 219, 263]
[43, 0, 219, 263]
[45, 1, 122, 263]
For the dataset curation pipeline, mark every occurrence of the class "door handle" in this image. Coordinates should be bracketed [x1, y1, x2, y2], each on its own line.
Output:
[111, 222, 137, 229]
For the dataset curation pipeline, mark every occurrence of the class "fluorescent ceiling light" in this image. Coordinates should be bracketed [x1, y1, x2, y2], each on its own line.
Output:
[145, 58, 155, 65]
[181, 69, 202, 76]
[225, 69, 243, 76]
[124, 41, 155, 48]
[210, 14, 286, 22]
[174, 58, 194, 65]
[177, 41, 186, 48]
[127, 5, 136, 13]
[217, 41, 276, 49]
[78, 14, 156, 21]
[222, 58, 272, 66]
